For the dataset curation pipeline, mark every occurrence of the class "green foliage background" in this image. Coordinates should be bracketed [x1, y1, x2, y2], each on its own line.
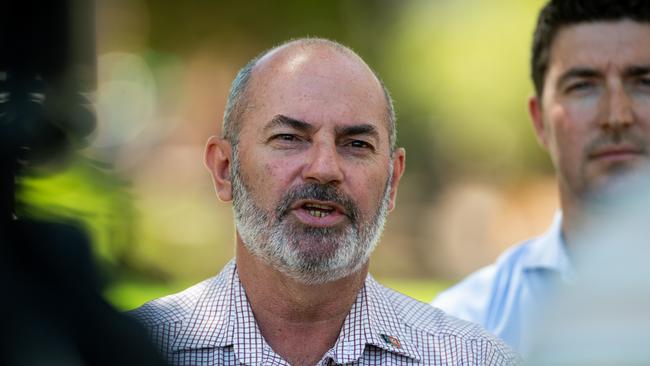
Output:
[18, 0, 550, 309]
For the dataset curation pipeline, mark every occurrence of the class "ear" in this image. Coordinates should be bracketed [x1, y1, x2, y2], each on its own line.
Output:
[387, 148, 406, 211]
[204, 136, 233, 202]
[528, 95, 549, 149]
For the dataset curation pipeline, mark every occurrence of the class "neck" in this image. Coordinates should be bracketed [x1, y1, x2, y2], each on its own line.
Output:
[558, 182, 583, 253]
[559, 184, 603, 259]
[235, 239, 367, 366]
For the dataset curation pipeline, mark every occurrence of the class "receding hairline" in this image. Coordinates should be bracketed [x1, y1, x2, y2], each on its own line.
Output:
[248, 39, 384, 101]
[257, 38, 359, 67]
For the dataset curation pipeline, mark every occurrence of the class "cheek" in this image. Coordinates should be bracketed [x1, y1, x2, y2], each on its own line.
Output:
[546, 106, 583, 168]
[566, 97, 600, 121]
[638, 103, 650, 129]
[351, 169, 391, 211]
[246, 149, 297, 181]
[549, 101, 599, 147]
[257, 159, 302, 200]
[260, 161, 281, 180]
[257, 162, 285, 192]
[237, 154, 287, 206]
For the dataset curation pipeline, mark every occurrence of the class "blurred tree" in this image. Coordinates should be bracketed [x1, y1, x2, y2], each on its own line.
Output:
[385, 0, 551, 179]
[19, 0, 564, 286]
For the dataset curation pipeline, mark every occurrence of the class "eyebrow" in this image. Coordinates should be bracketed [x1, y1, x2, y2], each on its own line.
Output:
[625, 65, 650, 77]
[556, 67, 601, 88]
[557, 65, 650, 87]
[335, 124, 379, 141]
[263, 115, 314, 134]
[263, 114, 380, 140]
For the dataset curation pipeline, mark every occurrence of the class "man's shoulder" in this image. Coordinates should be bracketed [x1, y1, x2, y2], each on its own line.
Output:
[128, 277, 212, 327]
[452, 237, 539, 289]
[129, 260, 235, 328]
[374, 282, 520, 363]
[431, 238, 539, 323]
[128, 273, 227, 328]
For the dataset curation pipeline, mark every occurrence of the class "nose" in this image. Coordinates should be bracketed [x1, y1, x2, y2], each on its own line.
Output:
[302, 141, 344, 185]
[602, 82, 635, 130]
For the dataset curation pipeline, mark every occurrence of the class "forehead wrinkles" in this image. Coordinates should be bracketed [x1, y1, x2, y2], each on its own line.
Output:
[244, 48, 390, 140]
[255, 48, 378, 96]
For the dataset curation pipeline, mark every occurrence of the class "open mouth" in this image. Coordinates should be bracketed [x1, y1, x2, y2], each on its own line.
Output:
[288, 199, 348, 227]
[302, 202, 336, 218]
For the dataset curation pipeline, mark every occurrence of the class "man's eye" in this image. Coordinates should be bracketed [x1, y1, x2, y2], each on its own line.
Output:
[637, 77, 650, 88]
[273, 134, 298, 141]
[268, 134, 307, 149]
[347, 140, 374, 151]
[565, 81, 594, 94]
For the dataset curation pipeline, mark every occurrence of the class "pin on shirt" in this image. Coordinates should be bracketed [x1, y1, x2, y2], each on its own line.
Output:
[380, 334, 401, 348]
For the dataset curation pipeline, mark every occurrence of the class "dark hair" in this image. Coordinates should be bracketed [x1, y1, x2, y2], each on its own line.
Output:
[221, 38, 397, 152]
[531, 0, 650, 96]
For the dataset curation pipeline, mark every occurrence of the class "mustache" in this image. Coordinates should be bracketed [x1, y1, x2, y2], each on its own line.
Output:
[584, 131, 648, 157]
[276, 183, 359, 223]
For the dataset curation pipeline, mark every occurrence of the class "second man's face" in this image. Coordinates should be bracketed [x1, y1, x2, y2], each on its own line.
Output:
[533, 20, 650, 203]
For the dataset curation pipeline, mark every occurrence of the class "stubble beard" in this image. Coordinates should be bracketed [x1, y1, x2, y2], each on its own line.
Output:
[230, 146, 393, 285]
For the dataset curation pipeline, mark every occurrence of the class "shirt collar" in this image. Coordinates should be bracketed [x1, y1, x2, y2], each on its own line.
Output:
[170, 262, 421, 363]
[329, 275, 421, 363]
[229, 266, 269, 365]
[521, 211, 572, 278]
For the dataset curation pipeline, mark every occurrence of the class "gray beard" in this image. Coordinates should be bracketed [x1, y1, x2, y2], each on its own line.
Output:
[230, 146, 392, 284]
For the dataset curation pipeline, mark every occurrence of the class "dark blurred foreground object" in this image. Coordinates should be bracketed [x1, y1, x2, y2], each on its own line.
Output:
[0, 1, 166, 364]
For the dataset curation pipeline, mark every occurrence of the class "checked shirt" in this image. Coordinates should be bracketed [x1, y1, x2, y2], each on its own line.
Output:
[130, 261, 520, 365]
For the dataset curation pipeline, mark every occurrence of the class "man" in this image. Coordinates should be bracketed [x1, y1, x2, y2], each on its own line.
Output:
[432, 0, 650, 356]
[131, 38, 518, 365]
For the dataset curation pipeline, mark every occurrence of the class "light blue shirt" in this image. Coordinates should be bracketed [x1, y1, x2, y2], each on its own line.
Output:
[431, 213, 572, 356]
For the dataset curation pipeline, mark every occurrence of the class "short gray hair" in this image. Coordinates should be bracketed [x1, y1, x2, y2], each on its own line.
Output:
[221, 38, 397, 152]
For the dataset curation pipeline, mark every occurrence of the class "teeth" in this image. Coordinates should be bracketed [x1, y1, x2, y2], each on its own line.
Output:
[302, 202, 336, 218]
[305, 203, 334, 210]
[308, 209, 330, 218]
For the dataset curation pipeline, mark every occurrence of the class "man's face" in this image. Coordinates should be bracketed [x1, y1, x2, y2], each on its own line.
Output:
[228, 48, 404, 284]
[530, 21, 650, 204]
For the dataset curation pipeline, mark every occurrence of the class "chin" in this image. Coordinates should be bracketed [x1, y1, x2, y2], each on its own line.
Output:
[585, 167, 650, 206]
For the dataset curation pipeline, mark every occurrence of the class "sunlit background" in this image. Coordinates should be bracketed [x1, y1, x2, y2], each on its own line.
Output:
[18, 0, 556, 309]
